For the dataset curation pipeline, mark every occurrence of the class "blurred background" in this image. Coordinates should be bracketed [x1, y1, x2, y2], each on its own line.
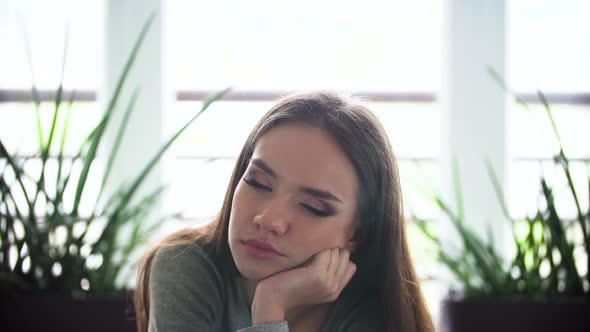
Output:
[1, 0, 589, 329]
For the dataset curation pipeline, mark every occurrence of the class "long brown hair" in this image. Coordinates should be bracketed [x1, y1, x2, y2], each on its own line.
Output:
[134, 91, 434, 332]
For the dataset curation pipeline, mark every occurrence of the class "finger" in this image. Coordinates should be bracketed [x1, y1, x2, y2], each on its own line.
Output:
[327, 248, 339, 273]
[310, 248, 332, 271]
[335, 249, 350, 278]
[326, 261, 356, 303]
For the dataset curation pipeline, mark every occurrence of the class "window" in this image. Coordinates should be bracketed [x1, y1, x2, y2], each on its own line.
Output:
[508, 0, 590, 291]
[164, 0, 442, 221]
[509, 0, 590, 221]
[0, 0, 103, 90]
[0, 0, 104, 217]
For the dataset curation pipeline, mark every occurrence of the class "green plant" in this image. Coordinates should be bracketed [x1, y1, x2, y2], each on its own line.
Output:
[0, 14, 228, 297]
[415, 89, 589, 299]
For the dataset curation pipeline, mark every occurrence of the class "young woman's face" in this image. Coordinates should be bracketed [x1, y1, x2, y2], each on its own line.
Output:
[228, 124, 359, 280]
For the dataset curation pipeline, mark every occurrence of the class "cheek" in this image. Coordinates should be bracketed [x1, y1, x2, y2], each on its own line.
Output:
[228, 186, 243, 235]
[294, 222, 352, 254]
[228, 183, 256, 233]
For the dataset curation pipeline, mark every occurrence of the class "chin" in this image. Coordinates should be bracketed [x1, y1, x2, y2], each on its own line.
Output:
[234, 259, 279, 281]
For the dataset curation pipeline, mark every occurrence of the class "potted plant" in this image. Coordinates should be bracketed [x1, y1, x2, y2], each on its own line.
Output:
[0, 14, 227, 331]
[415, 89, 590, 332]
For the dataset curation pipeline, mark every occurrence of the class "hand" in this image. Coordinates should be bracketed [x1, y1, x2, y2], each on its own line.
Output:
[251, 248, 356, 325]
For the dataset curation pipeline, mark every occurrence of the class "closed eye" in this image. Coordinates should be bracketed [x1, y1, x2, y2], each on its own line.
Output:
[243, 178, 271, 192]
[244, 177, 333, 217]
[299, 204, 333, 218]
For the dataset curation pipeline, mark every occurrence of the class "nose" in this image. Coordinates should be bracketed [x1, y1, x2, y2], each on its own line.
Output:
[252, 198, 290, 236]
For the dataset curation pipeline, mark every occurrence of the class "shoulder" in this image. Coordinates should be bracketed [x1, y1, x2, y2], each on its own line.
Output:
[151, 243, 221, 278]
[150, 243, 226, 295]
[148, 243, 228, 330]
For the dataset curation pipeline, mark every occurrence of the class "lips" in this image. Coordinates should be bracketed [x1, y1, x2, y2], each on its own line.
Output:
[241, 239, 285, 259]
[246, 239, 282, 253]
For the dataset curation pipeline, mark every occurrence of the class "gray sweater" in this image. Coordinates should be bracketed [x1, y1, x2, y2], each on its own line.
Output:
[148, 244, 384, 331]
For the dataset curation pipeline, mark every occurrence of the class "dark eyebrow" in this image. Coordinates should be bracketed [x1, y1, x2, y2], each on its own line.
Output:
[250, 158, 343, 204]
[300, 186, 343, 204]
[251, 158, 277, 178]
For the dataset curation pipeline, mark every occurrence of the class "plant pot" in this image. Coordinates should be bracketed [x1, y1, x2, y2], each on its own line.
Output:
[439, 297, 590, 332]
[0, 291, 136, 332]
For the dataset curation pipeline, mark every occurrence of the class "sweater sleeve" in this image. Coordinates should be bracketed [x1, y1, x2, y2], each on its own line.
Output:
[148, 244, 226, 332]
[147, 244, 290, 332]
[236, 321, 289, 332]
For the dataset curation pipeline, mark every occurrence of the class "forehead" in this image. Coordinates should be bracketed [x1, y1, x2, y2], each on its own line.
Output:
[251, 124, 358, 202]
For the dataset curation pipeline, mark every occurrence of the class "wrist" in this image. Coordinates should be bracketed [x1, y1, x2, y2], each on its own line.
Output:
[251, 286, 286, 325]
[252, 306, 285, 325]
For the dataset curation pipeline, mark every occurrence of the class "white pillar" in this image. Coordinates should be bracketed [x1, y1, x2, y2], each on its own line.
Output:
[101, 0, 167, 215]
[440, 0, 509, 252]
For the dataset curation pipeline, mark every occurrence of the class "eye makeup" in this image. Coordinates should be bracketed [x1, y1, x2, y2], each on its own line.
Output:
[243, 177, 271, 192]
[299, 203, 335, 217]
[250, 158, 343, 204]
[242, 171, 336, 218]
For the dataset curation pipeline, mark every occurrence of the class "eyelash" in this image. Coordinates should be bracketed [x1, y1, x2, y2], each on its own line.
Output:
[242, 178, 334, 218]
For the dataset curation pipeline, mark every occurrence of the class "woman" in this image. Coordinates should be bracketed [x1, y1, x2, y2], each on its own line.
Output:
[135, 91, 434, 332]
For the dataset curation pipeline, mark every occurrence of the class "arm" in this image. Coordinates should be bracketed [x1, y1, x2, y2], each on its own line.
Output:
[248, 249, 356, 331]
[236, 321, 289, 332]
[148, 244, 290, 332]
[148, 245, 225, 332]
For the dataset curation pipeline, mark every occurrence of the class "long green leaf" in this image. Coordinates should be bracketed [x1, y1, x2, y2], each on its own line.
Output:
[53, 141, 89, 215]
[485, 159, 511, 221]
[94, 87, 141, 212]
[434, 197, 459, 223]
[56, 119, 100, 198]
[115, 87, 230, 210]
[488, 67, 533, 112]
[0, 178, 27, 227]
[452, 157, 464, 222]
[445, 167, 504, 292]
[42, 24, 69, 162]
[109, 211, 171, 290]
[33, 25, 70, 210]
[537, 91, 563, 149]
[90, 88, 228, 291]
[540, 179, 583, 294]
[557, 152, 589, 255]
[0, 140, 33, 215]
[95, 184, 165, 292]
[16, 14, 43, 151]
[440, 251, 473, 293]
[538, 90, 587, 250]
[457, 221, 503, 292]
[71, 13, 156, 216]
[413, 216, 439, 243]
[55, 90, 76, 196]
